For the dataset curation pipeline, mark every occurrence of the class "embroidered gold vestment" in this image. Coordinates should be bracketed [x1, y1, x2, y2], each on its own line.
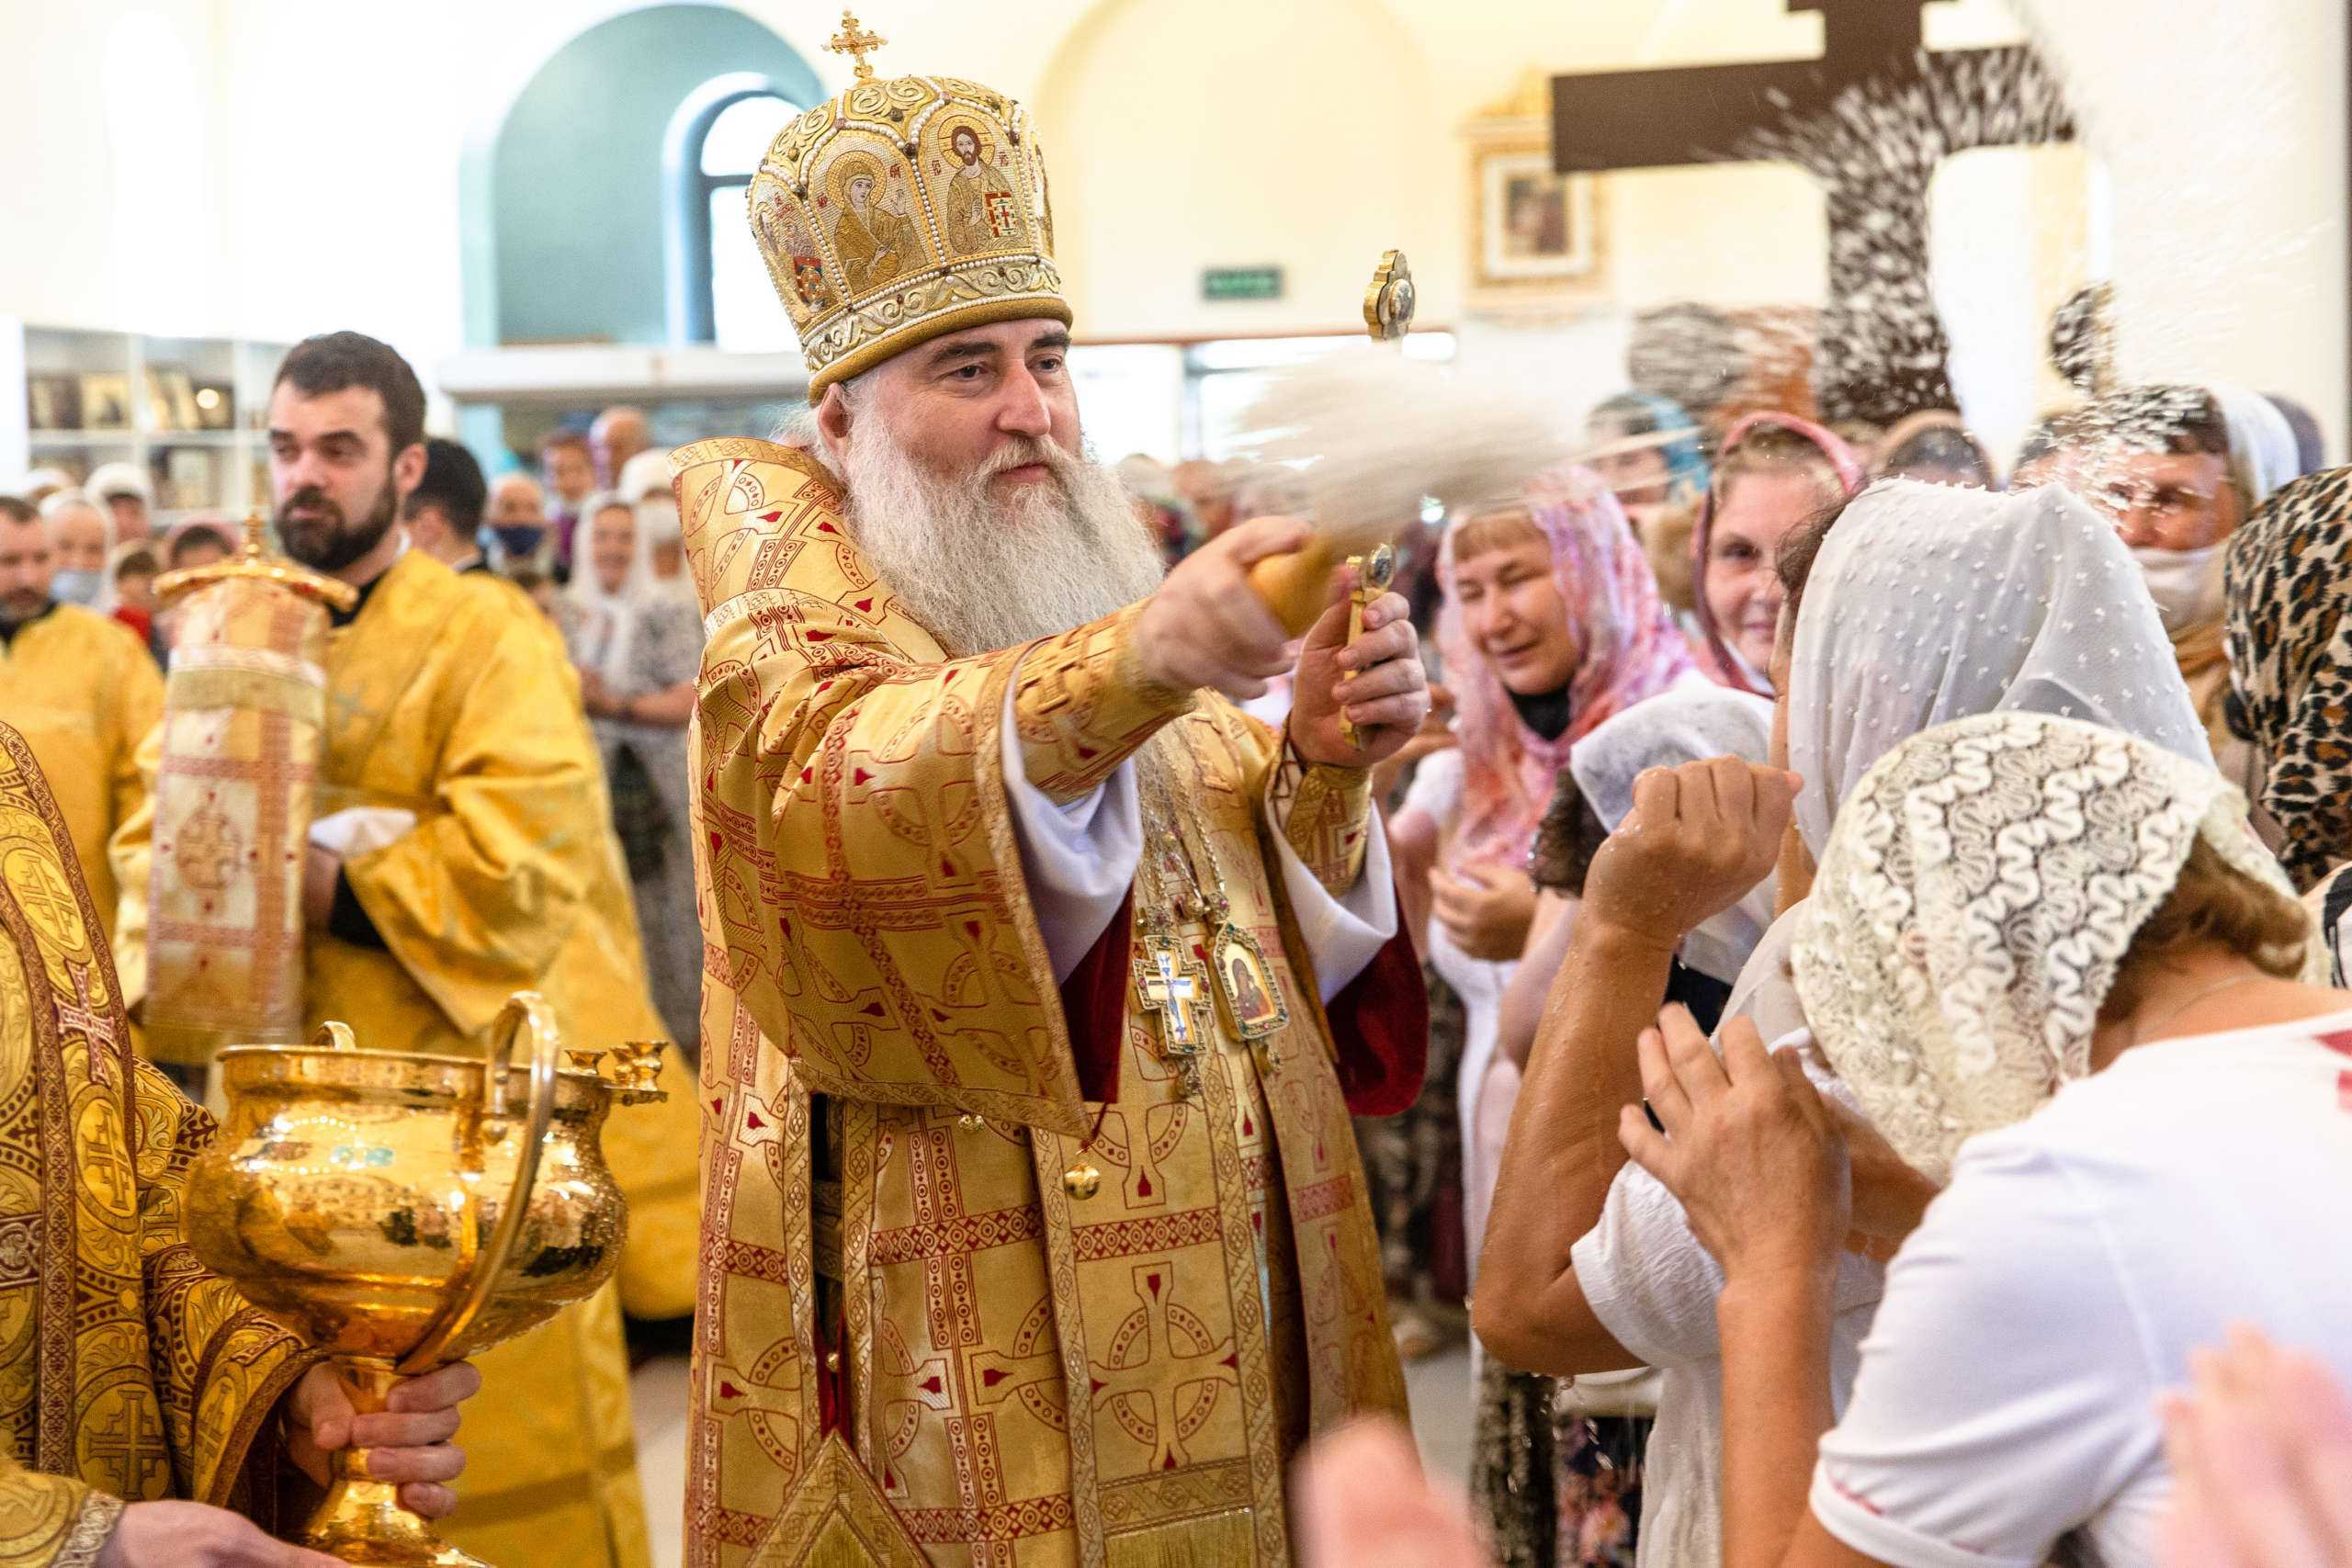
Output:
[141, 531, 345, 1065]
[110, 551, 707, 1568]
[674, 439, 1415, 1568]
[0, 604, 161, 948]
[0, 721, 322, 1567]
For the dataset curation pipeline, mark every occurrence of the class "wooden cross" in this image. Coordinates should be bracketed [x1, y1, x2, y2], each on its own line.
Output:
[1550, 0, 2075, 426]
[827, 9, 888, 83]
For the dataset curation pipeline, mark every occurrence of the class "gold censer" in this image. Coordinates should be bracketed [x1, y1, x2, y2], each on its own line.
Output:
[186, 995, 668, 1566]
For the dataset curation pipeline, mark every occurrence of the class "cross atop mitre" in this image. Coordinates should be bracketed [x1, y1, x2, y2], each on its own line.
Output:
[827, 8, 888, 83]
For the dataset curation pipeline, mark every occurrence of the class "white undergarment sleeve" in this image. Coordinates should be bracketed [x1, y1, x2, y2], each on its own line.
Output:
[1265, 777, 1396, 1004]
[999, 681, 1143, 983]
[999, 681, 1396, 995]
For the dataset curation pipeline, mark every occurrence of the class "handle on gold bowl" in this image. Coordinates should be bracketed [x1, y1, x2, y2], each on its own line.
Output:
[396, 991, 561, 1375]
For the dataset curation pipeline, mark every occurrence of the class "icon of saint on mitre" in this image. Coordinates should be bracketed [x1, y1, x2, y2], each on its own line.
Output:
[755, 187, 834, 312]
[823, 151, 922, 294]
[939, 120, 1019, 252]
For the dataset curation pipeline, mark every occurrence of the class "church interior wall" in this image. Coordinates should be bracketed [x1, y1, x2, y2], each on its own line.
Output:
[0, 0, 2340, 456]
[486, 4, 822, 350]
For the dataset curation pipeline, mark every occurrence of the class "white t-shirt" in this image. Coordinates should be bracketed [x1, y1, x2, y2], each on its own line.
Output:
[1572, 1028, 1884, 1568]
[1812, 1011, 2352, 1568]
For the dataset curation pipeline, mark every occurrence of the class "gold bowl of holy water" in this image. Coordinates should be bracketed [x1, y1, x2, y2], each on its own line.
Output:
[185, 993, 668, 1567]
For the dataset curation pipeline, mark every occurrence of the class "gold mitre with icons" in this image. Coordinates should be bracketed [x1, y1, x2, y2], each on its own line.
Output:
[749, 9, 1069, 400]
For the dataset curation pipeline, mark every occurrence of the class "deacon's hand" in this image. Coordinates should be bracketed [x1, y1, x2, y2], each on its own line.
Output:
[1135, 516, 1311, 700]
[1580, 758, 1797, 953]
[284, 1360, 480, 1520]
[1617, 1008, 1849, 1286]
[97, 1501, 346, 1567]
[300, 847, 340, 932]
[1288, 569, 1429, 769]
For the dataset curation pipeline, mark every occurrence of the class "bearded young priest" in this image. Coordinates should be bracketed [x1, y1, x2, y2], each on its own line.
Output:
[675, 58, 1431, 1568]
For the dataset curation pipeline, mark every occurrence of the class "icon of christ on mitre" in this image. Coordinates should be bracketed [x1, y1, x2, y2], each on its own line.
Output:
[674, 17, 1431, 1568]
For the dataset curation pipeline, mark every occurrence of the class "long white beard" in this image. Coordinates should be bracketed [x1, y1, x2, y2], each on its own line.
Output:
[842, 416, 1167, 658]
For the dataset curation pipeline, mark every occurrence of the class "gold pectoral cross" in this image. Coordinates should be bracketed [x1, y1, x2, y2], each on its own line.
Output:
[1134, 941, 1208, 1099]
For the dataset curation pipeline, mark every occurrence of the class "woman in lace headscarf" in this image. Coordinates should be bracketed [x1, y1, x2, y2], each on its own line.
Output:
[1623, 711, 2348, 1568]
[1476, 479, 2213, 1568]
[2225, 464, 2352, 971]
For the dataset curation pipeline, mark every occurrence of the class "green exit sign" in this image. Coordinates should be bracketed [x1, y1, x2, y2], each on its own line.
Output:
[1203, 266, 1284, 302]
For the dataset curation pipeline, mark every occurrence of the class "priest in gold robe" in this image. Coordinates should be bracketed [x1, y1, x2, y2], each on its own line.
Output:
[0, 496, 162, 949]
[0, 720, 478, 1567]
[679, 56, 1430, 1568]
[107, 333, 704, 1568]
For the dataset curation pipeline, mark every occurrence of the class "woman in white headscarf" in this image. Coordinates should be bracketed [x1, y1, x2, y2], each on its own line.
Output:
[563, 487, 705, 1052]
[1473, 683, 1781, 1564]
[1502, 684, 1781, 1077]
[1622, 711, 2349, 1568]
[2209, 382, 2302, 514]
[1475, 478, 2213, 1568]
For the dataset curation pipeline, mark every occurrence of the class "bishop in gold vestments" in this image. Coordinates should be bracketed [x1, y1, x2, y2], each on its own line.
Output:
[678, 62, 1428, 1568]
[0, 719, 321, 1562]
[677, 450, 1428, 1568]
[113, 547, 703, 1568]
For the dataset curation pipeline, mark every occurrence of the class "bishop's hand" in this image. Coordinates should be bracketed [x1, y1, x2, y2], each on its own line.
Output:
[1135, 516, 1310, 700]
[1288, 567, 1427, 768]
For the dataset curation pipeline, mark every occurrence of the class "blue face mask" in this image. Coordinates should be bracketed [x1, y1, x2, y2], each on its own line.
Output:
[50, 570, 101, 606]
[490, 525, 544, 559]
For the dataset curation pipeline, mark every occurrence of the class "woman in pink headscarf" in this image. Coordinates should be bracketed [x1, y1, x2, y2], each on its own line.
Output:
[1389, 467, 1694, 1565]
[1689, 412, 1864, 693]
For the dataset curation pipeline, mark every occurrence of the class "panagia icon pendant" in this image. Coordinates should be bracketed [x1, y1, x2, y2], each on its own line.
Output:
[1209, 922, 1288, 1042]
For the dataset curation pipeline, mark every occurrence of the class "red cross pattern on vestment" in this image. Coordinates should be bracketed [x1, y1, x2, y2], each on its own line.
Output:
[55, 963, 119, 1071]
[710, 1339, 811, 1483]
[1087, 1258, 1240, 1473]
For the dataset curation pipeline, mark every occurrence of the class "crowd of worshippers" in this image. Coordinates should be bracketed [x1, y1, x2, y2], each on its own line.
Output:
[9, 369, 2352, 1568]
[1276, 381, 2352, 1568]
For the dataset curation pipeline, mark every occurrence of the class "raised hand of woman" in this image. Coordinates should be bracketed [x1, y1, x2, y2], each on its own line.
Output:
[1580, 757, 1795, 951]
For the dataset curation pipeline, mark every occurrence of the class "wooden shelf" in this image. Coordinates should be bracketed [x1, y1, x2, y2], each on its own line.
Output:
[5, 321, 286, 513]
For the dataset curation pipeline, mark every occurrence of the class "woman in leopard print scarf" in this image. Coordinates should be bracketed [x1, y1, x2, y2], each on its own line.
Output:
[2224, 465, 2352, 962]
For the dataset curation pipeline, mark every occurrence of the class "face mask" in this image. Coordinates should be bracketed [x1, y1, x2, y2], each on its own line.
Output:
[2130, 542, 2227, 636]
[50, 570, 101, 606]
[490, 525, 545, 559]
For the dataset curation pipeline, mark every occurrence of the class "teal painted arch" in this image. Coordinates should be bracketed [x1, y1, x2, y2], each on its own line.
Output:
[462, 4, 820, 350]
